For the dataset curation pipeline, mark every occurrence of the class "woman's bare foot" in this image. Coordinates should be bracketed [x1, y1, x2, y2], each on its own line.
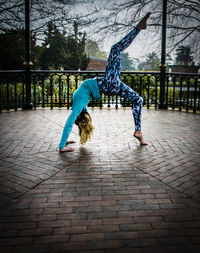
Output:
[137, 12, 151, 30]
[66, 140, 76, 145]
[134, 131, 148, 145]
[59, 147, 75, 152]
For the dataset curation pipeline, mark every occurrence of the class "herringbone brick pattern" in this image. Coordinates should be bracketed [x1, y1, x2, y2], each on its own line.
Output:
[0, 108, 200, 252]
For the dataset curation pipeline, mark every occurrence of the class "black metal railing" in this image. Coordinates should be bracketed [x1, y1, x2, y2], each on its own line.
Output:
[0, 70, 199, 113]
[165, 72, 200, 113]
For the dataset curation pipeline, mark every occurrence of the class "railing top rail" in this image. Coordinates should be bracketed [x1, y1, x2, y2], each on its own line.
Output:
[0, 70, 25, 73]
[0, 70, 199, 77]
[167, 72, 200, 77]
[30, 70, 161, 74]
[31, 70, 105, 74]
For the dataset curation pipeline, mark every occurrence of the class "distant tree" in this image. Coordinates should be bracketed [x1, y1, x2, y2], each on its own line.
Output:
[120, 52, 135, 71]
[175, 45, 194, 65]
[86, 40, 107, 59]
[0, 30, 24, 70]
[1, 0, 199, 63]
[146, 52, 160, 70]
[85, 0, 200, 63]
[66, 22, 89, 70]
[40, 22, 88, 70]
[75, 25, 89, 70]
[40, 26, 68, 69]
[138, 52, 160, 71]
[0, 29, 42, 70]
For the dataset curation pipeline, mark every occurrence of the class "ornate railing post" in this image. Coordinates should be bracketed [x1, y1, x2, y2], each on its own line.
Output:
[23, 0, 33, 109]
[159, 0, 168, 109]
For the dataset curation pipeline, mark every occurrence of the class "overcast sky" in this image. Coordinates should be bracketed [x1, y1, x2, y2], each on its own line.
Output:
[71, 0, 199, 64]
[70, 1, 160, 61]
[101, 28, 161, 62]
[33, 0, 198, 64]
[71, 0, 172, 63]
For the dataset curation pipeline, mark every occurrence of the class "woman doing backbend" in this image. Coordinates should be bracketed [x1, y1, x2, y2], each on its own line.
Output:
[59, 13, 151, 152]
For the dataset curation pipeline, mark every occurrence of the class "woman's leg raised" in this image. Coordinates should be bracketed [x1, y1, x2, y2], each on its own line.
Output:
[118, 82, 148, 145]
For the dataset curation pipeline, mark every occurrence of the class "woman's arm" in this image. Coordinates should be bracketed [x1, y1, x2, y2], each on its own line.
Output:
[59, 105, 83, 149]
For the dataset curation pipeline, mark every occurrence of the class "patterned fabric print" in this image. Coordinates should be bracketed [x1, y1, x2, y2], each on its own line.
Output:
[98, 27, 140, 95]
[118, 82, 143, 131]
[98, 27, 143, 131]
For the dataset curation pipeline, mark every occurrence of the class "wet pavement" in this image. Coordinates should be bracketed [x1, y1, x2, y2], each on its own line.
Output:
[0, 108, 200, 253]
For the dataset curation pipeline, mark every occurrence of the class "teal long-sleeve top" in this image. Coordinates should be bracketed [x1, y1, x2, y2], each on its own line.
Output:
[59, 77, 102, 149]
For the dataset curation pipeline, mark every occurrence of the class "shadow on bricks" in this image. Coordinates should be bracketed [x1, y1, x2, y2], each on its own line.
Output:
[0, 108, 200, 252]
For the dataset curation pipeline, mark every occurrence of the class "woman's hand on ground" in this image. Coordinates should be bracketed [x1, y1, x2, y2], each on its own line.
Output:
[59, 147, 75, 152]
[66, 140, 76, 145]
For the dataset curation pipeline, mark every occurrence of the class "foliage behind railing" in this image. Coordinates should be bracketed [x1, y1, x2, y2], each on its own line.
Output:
[0, 70, 199, 113]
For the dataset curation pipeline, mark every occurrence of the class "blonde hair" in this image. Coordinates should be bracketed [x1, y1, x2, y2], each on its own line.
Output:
[78, 112, 94, 145]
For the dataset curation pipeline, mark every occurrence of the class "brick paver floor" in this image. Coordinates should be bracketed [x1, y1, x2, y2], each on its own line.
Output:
[0, 108, 200, 253]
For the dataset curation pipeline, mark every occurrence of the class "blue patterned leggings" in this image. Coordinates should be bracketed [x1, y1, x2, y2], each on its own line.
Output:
[98, 27, 143, 131]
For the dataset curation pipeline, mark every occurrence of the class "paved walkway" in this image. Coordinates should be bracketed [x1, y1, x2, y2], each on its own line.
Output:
[0, 108, 200, 253]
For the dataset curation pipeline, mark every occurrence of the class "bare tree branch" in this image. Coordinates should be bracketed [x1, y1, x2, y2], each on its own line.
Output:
[0, 0, 199, 62]
[81, 0, 200, 63]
